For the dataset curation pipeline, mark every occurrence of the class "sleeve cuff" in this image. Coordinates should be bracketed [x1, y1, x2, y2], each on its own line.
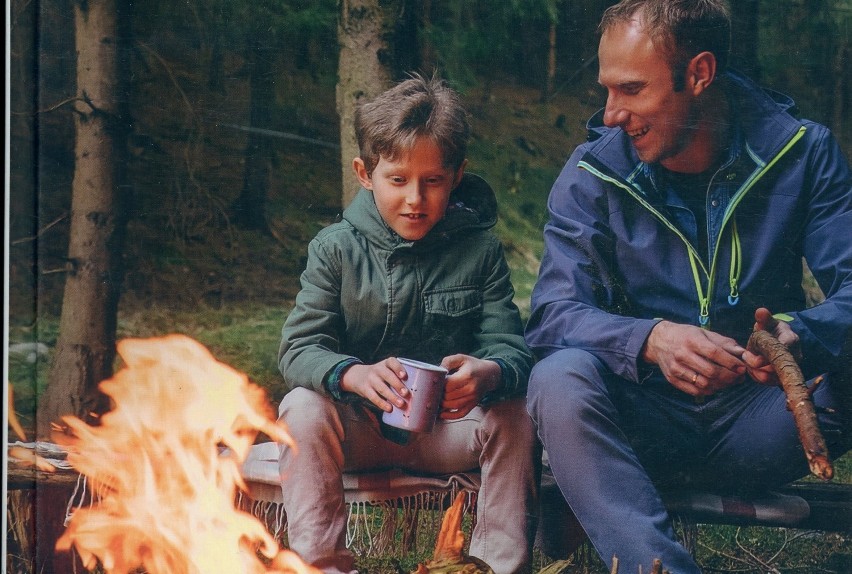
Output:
[324, 358, 363, 402]
[479, 358, 511, 405]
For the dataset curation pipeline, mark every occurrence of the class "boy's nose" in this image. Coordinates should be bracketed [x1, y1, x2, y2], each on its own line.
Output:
[404, 182, 426, 204]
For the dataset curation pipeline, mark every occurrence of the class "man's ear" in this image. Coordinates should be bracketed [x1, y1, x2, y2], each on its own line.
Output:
[452, 159, 468, 188]
[687, 51, 717, 95]
[352, 158, 372, 190]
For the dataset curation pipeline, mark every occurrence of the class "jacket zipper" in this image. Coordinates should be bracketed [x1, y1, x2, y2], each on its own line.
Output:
[577, 125, 806, 327]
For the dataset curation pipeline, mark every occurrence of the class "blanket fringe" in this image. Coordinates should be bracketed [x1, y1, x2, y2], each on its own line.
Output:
[244, 487, 479, 557]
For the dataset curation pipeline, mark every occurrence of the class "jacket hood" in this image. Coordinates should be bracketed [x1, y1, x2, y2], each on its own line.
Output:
[342, 172, 498, 251]
[583, 69, 803, 169]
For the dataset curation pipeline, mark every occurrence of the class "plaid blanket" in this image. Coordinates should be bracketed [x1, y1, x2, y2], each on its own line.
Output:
[238, 441, 481, 556]
[239, 441, 481, 504]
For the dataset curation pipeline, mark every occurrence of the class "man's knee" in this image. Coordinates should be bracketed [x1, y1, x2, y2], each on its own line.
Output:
[528, 349, 606, 397]
[527, 349, 608, 423]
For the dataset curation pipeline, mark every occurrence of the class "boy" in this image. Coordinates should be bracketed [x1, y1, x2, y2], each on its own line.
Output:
[276, 74, 539, 574]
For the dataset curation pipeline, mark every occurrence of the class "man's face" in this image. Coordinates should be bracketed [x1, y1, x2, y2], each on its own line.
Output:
[354, 137, 464, 241]
[598, 19, 699, 170]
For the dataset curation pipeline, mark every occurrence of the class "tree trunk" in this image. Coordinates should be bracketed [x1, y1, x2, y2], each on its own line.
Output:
[38, 0, 128, 439]
[730, 0, 760, 80]
[541, 21, 557, 103]
[337, 0, 393, 207]
[830, 39, 847, 140]
[420, 0, 435, 72]
[233, 33, 274, 231]
[9, 0, 39, 329]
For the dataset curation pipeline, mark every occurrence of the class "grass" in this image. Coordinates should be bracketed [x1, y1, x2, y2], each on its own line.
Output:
[8, 309, 851, 573]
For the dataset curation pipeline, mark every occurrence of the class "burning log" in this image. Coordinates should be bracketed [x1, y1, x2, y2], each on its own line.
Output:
[747, 329, 834, 481]
[411, 492, 494, 574]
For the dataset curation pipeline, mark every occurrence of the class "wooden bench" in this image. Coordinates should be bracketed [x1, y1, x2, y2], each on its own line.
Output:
[8, 443, 851, 566]
[535, 470, 852, 558]
[239, 443, 852, 558]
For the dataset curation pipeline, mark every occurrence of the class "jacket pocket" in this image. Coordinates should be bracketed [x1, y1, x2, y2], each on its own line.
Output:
[422, 287, 482, 355]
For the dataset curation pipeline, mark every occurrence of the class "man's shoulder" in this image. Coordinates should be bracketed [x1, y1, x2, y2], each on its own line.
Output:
[565, 124, 639, 182]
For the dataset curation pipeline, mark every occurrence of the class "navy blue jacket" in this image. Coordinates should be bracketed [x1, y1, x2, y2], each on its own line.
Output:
[526, 71, 852, 382]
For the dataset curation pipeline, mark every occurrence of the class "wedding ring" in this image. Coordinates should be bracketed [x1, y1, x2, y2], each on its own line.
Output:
[691, 373, 699, 384]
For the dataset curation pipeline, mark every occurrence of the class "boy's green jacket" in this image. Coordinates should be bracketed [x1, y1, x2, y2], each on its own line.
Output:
[278, 173, 533, 402]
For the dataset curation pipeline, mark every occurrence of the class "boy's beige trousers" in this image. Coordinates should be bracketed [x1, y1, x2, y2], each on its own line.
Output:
[277, 388, 540, 574]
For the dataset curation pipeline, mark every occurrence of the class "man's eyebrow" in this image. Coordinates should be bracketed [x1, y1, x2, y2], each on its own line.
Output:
[597, 78, 646, 90]
[616, 80, 646, 91]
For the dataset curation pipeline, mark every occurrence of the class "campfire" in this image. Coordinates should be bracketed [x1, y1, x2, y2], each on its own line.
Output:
[50, 334, 321, 574]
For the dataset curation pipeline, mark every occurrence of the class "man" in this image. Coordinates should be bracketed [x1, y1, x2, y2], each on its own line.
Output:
[525, 0, 851, 571]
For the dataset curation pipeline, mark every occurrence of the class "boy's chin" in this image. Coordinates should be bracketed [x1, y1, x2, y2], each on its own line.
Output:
[392, 223, 436, 241]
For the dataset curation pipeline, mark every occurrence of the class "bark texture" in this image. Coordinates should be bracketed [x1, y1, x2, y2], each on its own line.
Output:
[336, 0, 393, 207]
[38, 0, 127, 438]
[747, 329, 834, 481]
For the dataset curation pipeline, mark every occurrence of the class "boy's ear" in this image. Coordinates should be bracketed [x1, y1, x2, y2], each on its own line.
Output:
[452, 159, 468, 188]
[352, 158, 372, 190]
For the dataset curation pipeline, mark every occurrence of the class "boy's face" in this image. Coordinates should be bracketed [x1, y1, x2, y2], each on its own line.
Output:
[353, 137, 466, 241]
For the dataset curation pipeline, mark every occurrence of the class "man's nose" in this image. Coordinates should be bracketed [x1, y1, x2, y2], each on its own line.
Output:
[602, 96, 628, 128]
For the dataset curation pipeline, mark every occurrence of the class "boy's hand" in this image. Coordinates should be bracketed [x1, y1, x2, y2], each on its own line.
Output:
[438, 355, 501, 420]
[742, 307, 801, 386]
[339, 359, 410, 413]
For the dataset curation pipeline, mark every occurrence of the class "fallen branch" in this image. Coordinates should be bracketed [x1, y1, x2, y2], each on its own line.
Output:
[746, 329, 833, 480]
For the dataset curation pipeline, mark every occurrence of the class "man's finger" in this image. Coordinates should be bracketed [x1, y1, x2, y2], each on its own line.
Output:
[754, 307, 778, 332]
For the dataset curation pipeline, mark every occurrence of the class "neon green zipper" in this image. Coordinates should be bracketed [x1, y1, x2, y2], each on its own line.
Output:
[577, 125, 806, 327]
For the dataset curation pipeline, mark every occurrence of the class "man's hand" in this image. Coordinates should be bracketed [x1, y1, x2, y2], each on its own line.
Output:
[641, 321, 747, 396]
[742, 307, 801, 386]
[438, 355, 501, 420]
[339, 359, 410, 412]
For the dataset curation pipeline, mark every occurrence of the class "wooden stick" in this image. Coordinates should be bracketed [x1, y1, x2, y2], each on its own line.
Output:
[747, 329, 834, 480]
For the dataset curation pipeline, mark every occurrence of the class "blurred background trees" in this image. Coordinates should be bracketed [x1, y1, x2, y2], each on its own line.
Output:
[7, 0, 851, 432]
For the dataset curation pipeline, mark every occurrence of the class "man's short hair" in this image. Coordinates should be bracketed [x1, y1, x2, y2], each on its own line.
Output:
[354, 73, 470, 176]
[600, 0, 731, 90]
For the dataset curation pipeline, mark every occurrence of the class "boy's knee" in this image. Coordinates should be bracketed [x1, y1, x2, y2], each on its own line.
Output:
[483, 398, 535, 440]
[278, 388, 338, 432]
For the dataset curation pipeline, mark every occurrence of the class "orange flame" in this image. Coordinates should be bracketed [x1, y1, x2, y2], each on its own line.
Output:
[53, 334, 320, 574]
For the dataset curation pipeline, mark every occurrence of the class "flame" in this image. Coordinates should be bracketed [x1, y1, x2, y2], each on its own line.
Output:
[53, 334, 320, 574]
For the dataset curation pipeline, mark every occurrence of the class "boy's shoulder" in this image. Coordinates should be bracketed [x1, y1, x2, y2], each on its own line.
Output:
[307, 218, 362, 257]
[313, 217, 354, 240]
